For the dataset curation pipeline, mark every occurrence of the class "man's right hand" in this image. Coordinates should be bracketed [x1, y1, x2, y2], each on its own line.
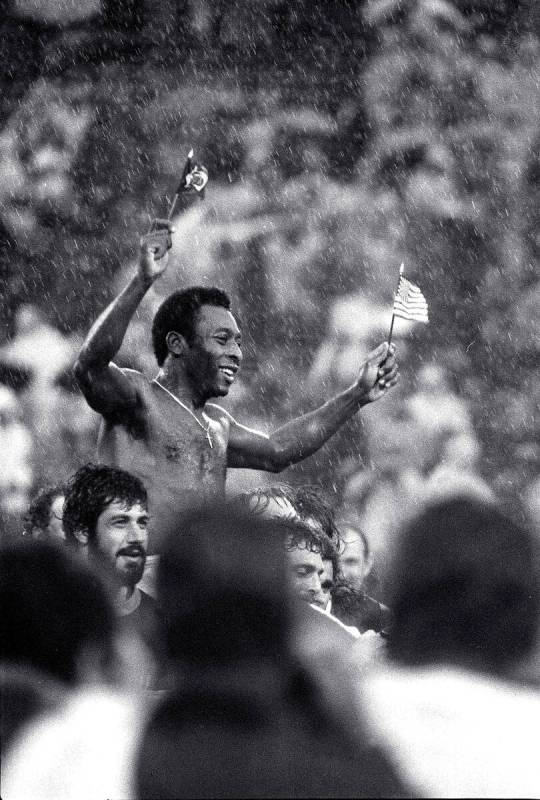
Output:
[139, 219, 175, 283]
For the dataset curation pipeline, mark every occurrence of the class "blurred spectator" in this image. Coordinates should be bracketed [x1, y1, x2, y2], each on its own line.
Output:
[331, 523, 391, 636]
[0, 539, 150, 799]
[338, 522, 373, 590]
[359, 497, 540, 798]
[0, 539, 116, 686]
[0, 664, 66, 766]
[522, 474, 540, 537]
[0, 384, 33, 535]
[137, 505, 408, 798]
[0, 305, 76, 396]
[22, 483, 66, 541]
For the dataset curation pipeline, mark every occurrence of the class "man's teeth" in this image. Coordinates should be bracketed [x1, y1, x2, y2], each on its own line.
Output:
[220, 367, 235, 377]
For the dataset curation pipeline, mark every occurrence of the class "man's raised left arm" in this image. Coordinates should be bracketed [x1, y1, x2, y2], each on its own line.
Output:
[227, 342, 398, 471]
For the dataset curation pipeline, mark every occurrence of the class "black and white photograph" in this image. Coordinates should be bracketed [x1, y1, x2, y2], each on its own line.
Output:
[1, 1, 539, 797]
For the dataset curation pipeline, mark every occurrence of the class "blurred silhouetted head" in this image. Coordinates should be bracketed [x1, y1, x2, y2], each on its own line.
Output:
[387, 497, 540, 675]
[23, 485, 66, 541]
[158, 506, 289, 668]
[0, 540, 116, 685]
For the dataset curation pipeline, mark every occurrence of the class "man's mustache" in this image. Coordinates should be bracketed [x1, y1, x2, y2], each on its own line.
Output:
[116, 544, 146, 558]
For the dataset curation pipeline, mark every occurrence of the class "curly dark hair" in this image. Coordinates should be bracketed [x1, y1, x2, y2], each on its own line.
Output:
[291, 485, 340, 547]
[236, 484, 340, 579]
[151, 286, 231, 366]
[238, 484, 340, 545]
[23, 484, 66, 537]
[278, 517, 336, 561]
[62, 464, 147, 546]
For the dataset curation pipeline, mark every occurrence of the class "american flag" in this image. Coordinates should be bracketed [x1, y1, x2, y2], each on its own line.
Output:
[393, 272, 429, 324]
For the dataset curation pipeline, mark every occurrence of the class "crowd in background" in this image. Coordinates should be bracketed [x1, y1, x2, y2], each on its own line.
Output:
[1, 2, 540, 797]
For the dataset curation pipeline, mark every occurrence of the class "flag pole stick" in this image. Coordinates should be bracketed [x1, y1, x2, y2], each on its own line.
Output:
[166, 148, 194, 221]
[147, 148, 194, 234]
[387, 262, 405, 346]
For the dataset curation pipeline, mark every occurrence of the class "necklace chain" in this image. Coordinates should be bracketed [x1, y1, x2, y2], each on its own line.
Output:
[153, 379, 213, 448]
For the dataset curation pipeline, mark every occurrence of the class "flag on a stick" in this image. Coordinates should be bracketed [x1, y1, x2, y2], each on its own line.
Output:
[393, 267, 429, 323]
[388, 263, 428, 344]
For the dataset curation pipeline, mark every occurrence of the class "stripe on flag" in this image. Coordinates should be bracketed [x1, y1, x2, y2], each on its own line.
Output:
[393, 275, 429, 323]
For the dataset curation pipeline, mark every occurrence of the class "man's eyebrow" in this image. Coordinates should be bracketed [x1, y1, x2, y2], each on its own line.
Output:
[213, 327, 242, 337]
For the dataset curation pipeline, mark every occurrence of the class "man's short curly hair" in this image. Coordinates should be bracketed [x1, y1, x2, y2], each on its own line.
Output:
[63, 464, 147, 545]
[23, 484, 66, 537]
[276, 517, 337, 562]
[151, 286, 231, 366]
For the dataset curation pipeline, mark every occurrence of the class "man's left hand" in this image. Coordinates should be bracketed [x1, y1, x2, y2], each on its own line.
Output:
[356, 342, 399, 403]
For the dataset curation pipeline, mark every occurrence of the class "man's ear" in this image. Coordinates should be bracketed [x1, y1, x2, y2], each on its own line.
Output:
[166, 330, 189, 358]
[73, 528, 90, 546]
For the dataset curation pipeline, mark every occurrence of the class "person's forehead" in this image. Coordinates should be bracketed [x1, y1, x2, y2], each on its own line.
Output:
[341, 530, 366, 557]
[196, 305, 240, 334]
[100, 499, 147, 518]
[287, 545, 323, 568]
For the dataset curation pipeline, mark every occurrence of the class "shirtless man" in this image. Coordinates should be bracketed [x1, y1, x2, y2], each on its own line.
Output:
[75, 221, 398, 555]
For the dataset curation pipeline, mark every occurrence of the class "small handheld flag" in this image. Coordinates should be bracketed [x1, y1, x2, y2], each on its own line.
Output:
[166, 148, 209, 220]
[146, 149, 209, 248]
[388, 263, 429, 344]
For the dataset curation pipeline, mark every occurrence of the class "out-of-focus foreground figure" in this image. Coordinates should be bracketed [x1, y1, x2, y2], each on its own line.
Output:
[359, 497, 540, 798]
[1, 539, 150, 799]
[136, 505, 409, 798]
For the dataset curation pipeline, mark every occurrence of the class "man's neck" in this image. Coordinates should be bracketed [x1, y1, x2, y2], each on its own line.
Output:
[116, 584, 142, 616]
[155, 365, 207, 410]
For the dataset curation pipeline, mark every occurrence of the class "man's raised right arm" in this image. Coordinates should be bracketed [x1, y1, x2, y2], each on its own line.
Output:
[74, 222, 173, 416]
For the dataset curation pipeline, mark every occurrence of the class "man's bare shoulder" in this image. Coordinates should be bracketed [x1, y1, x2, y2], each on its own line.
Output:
[116, 366, 149, 382]
[205, 402, 235, 423]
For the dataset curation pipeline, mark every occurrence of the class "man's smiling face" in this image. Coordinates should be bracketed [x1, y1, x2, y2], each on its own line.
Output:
[185, 305, 243, 399]
[94, 500, 149, 587]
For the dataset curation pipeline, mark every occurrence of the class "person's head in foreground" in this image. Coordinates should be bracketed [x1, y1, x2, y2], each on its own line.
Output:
[137, 504, 409, 798]
[387, 496, 540, 676]
[0, 539, 116, 686]
[23, 484, 67, 541]
[62, 464, 148, 590]
[152, 286, 242, 403]
[157, 505, 289, 671]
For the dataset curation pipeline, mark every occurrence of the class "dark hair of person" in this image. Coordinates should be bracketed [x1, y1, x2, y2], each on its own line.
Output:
[239, 484, 341, 547]
[62, 463, 147, 545]
[280, 516, 333, 558]
[151, 286, 231, 366]
[0, 540, 116, 685]
[22, 484, 66, 537]
[240, 483, 297, 516]
[292, 485, 340, 545]
[159, 505, 290, 667]
[387, 497, 540, 675]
